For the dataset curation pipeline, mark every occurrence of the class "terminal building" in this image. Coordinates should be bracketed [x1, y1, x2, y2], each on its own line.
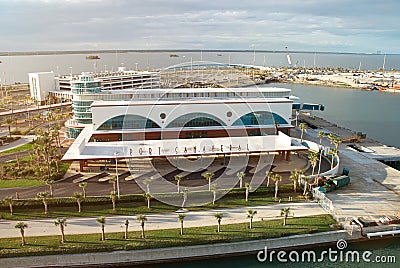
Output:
[61, 78, 308, 172]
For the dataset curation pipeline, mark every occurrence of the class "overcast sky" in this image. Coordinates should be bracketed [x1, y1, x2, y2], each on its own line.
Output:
[1, 0, 399, 53]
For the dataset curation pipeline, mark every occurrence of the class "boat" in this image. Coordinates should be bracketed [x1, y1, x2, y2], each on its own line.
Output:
[169, 54, 179, 57]
[86, 55, 100, 60]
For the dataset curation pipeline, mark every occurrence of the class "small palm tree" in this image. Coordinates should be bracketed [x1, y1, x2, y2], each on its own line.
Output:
[79, 182, 88, 198]
[211, 183, 218, 205]
[308, 152, 319, 176]
[237, 171, 246, 188]
[36, 191, 49, 214]
[109, 177, 117, 192]
[15, 222, 28, 246]
[137, 214, 147, 239]
[143, 178, 152, 193]
[124, 219, 129, 240]
[245, 182, 251, 202]
[328, 148, 338, 170]
[289, 171, 297, 193]
[178, 213, 186, 235]
[280, 207, 292, 226]
[318, 131, 325, 145]
[271, 174, 282, 200]
[45, 179, 55, 197]
[247, 209, 257, 229]
[202, 172, 215, 191]
[144, 193, 151, 209]
[54, 218, 67, 243]
[72, 192, 83, 213]
[3, 196, 14, 215]
[299, 122, 307, 142]
[110, 191, 117, 211]
[303, 177, 311, 196]
[333, 136, 342, 152]
[96, 216, 106, 241]
[214, 213, 223, 233]
[265, 171, 273, 187]
[3, 116, 14, 137]
[174, 174, 183, 193]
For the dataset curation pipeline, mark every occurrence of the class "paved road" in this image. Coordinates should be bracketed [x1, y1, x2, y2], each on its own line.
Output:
[0, 135, 35, 153]
[0, 202, 325, 238]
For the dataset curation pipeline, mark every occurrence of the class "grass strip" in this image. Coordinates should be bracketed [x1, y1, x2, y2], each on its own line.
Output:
[0, 214, 338, 258]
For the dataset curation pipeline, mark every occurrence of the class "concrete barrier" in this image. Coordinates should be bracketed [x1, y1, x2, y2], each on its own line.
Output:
[3, 230, 348, 268]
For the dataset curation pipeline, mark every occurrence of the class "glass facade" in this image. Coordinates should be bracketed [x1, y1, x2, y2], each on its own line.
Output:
[166, 113, 226, 128]
[232, 111, 288, 126]
[97, 115, 161, 130]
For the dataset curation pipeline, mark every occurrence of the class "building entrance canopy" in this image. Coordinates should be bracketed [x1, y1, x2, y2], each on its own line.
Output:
[62, 126, 307, 161]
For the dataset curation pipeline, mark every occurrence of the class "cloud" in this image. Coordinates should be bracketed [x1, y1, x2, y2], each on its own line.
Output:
[0, 0, 399, 53]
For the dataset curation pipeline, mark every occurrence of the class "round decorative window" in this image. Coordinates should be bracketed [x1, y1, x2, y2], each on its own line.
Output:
[227, 111, 232, 117]
[160, 113, 166, 119]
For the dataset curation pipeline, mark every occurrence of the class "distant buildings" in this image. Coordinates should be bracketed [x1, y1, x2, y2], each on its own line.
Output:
[28, 67, 160, 138]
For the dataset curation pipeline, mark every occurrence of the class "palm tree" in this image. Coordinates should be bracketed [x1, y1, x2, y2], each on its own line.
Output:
[36, 191, 49, 214]
[181, 188, 188, 208]
[289, 171, 298, 193]
[247, 209, 257, 229]
[124, 219, 129, 240]
[214, 213, 223, 233]
[96, 216, 106, 241]
[72, 192, 83, 213]
[143, 178, 152, 193]
[45, 179, 54, 197]
[109, 177, 116, 192]
[318, 131, 325, 146]
[202, 172, 215, 191]
[54, 218, 67, 243]
[328, 148, 338, 170]
[265, 171, 273, 187]
[137, 215, 147, 238]
[178, 213, 186, 235]
[333, 136, 342, 153]
[245, 182, 251, 202]
[308, 152, 319, 176]
[15, 222, 28, 246]
[303, 177, 311, 196]
[280, 207, 292, 226]
[144, 193, 151, 209]
[3, 196, 14, 215]
[174, 174, 183, 193]
[271, 174, 282, 200]
[79, 182, 88, 198]
[237, 171, 246, 188]
[211, 183, 218, 205]
[110, 191, 117, 211]
[299, 123, 307, 142]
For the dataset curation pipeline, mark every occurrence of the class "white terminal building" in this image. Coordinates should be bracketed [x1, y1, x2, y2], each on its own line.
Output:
[60, 75, 308, 171]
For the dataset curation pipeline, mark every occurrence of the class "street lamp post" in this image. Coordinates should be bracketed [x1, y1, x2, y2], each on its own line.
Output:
[114, 152, 120, 199]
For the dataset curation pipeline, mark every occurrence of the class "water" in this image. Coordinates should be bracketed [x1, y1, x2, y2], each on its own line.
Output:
[1, 51, 400, 84]
[264, 83, 400, 149]
[136, 238, 400, 268]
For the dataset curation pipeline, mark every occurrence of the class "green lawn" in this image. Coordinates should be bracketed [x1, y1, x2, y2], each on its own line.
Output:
[0, 214, 338, 258]
[0, 142, 34, 156]
[0, 179, 45, 189]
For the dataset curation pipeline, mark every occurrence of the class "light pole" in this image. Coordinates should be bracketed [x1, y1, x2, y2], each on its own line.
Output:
[114, 152, 120, 199]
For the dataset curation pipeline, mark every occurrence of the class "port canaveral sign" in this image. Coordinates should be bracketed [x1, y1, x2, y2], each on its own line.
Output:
[78, 133, 300, 159]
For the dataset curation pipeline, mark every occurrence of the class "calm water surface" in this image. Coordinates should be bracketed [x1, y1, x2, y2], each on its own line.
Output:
[267, 83, 400, 149]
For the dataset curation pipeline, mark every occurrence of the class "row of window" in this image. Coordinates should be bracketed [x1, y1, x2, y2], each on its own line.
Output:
[96, 112, 288, 130]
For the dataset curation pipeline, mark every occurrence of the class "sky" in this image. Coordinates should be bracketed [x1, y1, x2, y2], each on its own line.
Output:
[1, 0, 399, 53]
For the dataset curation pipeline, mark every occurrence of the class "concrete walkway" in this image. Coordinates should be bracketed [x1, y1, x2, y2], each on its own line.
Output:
[0, 135, 35, 153]
[0, 202, 325, 239]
